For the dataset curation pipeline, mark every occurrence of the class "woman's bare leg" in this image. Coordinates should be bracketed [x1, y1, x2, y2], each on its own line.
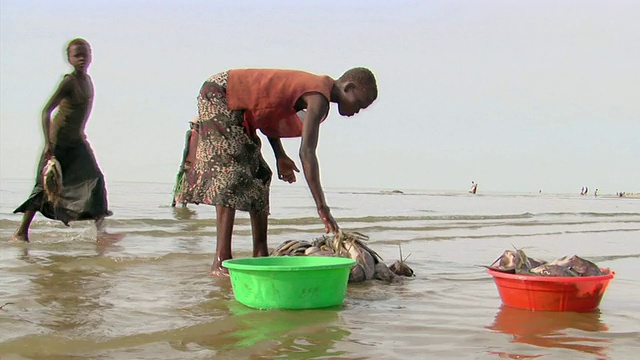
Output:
[249, 209, 269, 257]
[211, 205, 235, 277]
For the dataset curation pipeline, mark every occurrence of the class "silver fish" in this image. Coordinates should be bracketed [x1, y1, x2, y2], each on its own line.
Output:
[373, 262, 396, 282]
[487, 249, 533, 273]
[43, 157, 63, 204]
[557, 255, 604, 276]
[530, 264, 579, 277]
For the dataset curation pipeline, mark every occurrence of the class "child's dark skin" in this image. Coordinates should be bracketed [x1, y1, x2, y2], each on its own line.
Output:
[210, 78, 375, 276]
[13, 43, 109, 241]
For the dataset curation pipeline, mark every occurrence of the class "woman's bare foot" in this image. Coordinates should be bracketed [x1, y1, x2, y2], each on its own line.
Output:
[210, 260, 230, 277]
[12, 230, 29, 242]
[210, 267, 230, 277]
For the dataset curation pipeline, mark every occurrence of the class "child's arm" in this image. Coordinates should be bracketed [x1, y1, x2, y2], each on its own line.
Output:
[268, 137, 299, 183]
[41, 76, 71, 155]
[299, 93, 338, 233]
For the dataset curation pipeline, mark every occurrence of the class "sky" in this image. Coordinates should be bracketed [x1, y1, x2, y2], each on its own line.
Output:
[1, 0, 638, 194]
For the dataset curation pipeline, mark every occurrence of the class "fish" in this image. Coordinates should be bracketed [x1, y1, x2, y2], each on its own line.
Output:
[486, 249, 533, 274]
[319, 230, 380, 282]
[271, 231, 415, 283]
[304, 246, 321, 256]
[486, 249, 607, 277]
[528, 257, 548, 269]
[550, 255, 605, 276]
[43, 157, 63, 205]
[270, 239, 296, 255]
[529, 264, 579, 277]
[270, 239, 313, 256]
[373, 262, 396, 282]
[388, 245, 415, 278]
[389, 260, 415, 277]
[349, 263, 367, 283]
[304, 246, 335, 257]
[308, 250, 335, 257]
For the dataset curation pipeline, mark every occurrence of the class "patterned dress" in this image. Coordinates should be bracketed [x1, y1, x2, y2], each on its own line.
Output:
[181, 71, 272, 213]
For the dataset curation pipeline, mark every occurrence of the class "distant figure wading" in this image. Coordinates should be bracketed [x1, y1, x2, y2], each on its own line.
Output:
[469, 181, 478, 194]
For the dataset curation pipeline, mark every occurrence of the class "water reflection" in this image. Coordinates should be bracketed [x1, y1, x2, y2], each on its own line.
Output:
[487, 305, 610, 358]
[95, 236, 125, 256]
[170, 301, 351, 359]
[20, 253, 113, 333]
[172, 206, 197, 221]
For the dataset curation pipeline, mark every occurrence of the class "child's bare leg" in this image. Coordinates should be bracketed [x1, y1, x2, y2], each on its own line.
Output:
[13, 210, 36, 242]
[211, 205, 235, 277]
[249, 209, 268, 257]
[95, 217, 106, 234]
[95, 217, 124, 242]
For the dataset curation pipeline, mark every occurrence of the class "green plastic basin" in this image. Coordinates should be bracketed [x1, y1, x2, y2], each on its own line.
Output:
[222, 256, 356, 310]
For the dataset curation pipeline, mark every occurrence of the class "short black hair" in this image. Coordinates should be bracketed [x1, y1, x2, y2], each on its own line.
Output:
[66, 38, 91, 55]
[338, 67, 378, 101]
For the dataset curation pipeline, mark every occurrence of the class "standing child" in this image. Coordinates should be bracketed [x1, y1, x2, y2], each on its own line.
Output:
[181, 68, 378, 276]
[13, 38, 113, 242]
[171, 117, 200, 207]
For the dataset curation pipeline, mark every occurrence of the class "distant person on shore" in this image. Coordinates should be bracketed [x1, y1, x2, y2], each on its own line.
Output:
[180, 68, 377, 276]
[12, 39, 114, 242]
[171, 118, 199, 207]
[594, 188, 599, 197]
[469, 181, 478, 194]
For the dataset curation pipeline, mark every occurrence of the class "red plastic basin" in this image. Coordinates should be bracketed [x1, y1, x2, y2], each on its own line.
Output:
[488, 268, 614, 312]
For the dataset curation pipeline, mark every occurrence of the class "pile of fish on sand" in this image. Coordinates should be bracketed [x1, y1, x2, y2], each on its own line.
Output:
[485, 248, 610, 277]
[271, 230, 415, 283]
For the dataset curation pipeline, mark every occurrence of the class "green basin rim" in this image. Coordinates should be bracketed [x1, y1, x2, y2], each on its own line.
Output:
[222, 257, 356, 271]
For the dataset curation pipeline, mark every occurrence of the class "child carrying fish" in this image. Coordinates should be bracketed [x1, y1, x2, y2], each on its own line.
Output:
[12, 38, 114, 242]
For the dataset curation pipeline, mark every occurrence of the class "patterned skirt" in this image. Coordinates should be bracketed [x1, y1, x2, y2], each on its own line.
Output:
[180, 71, 271, 213]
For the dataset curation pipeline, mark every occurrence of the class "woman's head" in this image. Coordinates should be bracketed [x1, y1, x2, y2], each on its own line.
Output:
[335, 67, 377, 117]
[66, 38, 92, 72]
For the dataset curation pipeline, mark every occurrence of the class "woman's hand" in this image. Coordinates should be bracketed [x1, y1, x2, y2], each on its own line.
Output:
[276, 156, 300, 183]
[318, 205, 339, 233]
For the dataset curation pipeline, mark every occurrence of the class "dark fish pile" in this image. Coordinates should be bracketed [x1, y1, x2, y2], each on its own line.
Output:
[485, 249, 609, 277]
[271, 230, 415, 283]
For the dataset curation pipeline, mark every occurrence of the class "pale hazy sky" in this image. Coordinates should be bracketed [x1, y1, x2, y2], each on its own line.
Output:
[1, 0, 638, 194]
